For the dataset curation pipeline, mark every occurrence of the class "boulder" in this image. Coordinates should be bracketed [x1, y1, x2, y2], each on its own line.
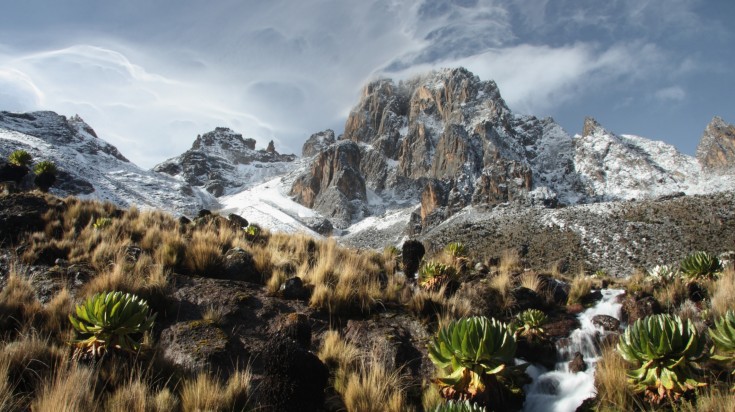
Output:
[279, 277, 309, 300]
[568, 352, 587, 373]
[222, 247, 261, 283]
[256, 338, 329, 412]
[620, 292, 661, 324]
[227, 213, 248, 230]
[159, 320, 242, 376]
[591, 314, 620, 331]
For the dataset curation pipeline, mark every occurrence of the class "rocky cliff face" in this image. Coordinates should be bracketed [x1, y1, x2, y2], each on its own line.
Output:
[696, 116, 735, 172]
[290, 68, 735, 232]
[154, 128, 296, 196]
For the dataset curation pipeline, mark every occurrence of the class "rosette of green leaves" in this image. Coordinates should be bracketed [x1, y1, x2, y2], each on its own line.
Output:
[445, 242, 467, 258]
[647, 265, 679, 284]
[428, 316, 517, 396]
[512, 309, 548, 340]
[33, 160, 57, 176]
[69, 291, 156, 358]
[8, 149, 32, 167]
[709, 310, 735, 387]
[434, 400, 486, 412]
[680, 251, 723, 281]
[616, 314, 706, 403]
[419, 261, 458, 291]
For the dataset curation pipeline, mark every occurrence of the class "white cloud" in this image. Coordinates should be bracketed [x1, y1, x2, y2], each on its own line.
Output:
[0, 68, 44, 111]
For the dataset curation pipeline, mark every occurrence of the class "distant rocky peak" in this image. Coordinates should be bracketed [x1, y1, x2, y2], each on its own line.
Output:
[696, 116, 735, 172]
[192, 127, 256, 152]
[67, 114, 99, 138]
[581, 117, 606, 137]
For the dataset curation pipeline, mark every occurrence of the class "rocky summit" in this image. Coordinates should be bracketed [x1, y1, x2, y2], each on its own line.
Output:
[288, 68, 735, 232]
[154, 127, 296, 197]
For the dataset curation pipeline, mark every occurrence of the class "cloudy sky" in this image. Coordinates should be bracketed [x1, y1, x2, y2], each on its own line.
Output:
[1, 0, 733, 168]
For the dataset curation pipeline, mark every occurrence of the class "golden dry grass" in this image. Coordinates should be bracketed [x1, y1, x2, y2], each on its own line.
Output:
[566, 273, 593, 305]
[499, 248, 521, 274]
[594, 345, 636, 411]
[342, 361, 412, 412]
[490, 270, 516, 311]
[709, 268, 735, 316]
[178, 368, 252, 412]
[31, 363, 95, 412]
[654, 277, 689, 312]
[0, 270, 42, 334]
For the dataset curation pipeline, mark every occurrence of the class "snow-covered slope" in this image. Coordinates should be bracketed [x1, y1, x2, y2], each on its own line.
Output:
[0, 111, 217, 215]
[571, 118, 734, 201]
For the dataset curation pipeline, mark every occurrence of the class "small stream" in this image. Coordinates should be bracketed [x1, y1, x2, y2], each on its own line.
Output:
[522, 289, 625, 412]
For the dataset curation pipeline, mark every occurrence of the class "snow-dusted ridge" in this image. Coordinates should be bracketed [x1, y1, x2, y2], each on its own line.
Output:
[0, 111, 218, 215]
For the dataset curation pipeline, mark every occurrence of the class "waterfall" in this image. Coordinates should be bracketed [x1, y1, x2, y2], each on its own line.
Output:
[522, 289, 624, 412]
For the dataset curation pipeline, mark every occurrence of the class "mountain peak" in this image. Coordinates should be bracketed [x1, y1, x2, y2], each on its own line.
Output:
[582, 117, 605, 137]
[696, 116, 735, 172]
[154, 127, 296, 197]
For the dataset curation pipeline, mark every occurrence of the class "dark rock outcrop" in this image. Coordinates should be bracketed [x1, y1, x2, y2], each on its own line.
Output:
[0, 193, 50, 246]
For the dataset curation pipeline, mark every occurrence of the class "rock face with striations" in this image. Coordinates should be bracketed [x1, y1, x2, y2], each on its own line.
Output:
[291, 68, 574, 230]
[290, 140, 367, 228]
[696, 116, 735, 172]
[154, 127, 296, 197]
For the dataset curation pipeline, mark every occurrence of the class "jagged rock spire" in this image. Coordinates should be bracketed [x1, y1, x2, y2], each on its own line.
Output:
[696, 116, 735, 172]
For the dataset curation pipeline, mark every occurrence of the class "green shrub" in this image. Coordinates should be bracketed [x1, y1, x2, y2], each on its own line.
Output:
[512, 309, 548, 341]
[8, 150, 32, 167]
[69, 291, 156, 358]
[419, 261, 457, 291]
[33, 160, 57, 176]
[428, 316, 527, 403]
[680, 252, 723, 281]
[616, 314, 706, 404]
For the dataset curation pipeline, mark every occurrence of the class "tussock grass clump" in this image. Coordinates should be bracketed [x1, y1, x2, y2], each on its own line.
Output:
[499, 248, 521, 274]
[594, 345, 637, 411]
[343, 361, 412, 412]
[566, 273, 593, 306]
[31, 363, 95, 412]
[709, 268, 735, 316]
[179, 369, 253, 412]
[0, 271, 42, 335]
[318, 331, 412, 412]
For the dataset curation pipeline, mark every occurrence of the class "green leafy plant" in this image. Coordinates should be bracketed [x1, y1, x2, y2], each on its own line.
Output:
[92, 217, 113, 230]
[647, 265, 679, 284]
[616, 314, 707, 404]
[434, 399, 487, 412]
[428, 316, 527, 402]
[680, 251, 723, 281]
[709, 310, 735, 389]
[512, 309, 548, 341]
[445, 242, 467, 258]
[33, 160, 57, 176]
[244, 224, 262, 242]
[419, 261, 458, 291]
[8, 149, 32, 167]
[69, 291, 156, 358]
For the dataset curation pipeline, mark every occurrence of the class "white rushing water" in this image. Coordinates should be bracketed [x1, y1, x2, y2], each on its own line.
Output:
[523, 289, 625, 412]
